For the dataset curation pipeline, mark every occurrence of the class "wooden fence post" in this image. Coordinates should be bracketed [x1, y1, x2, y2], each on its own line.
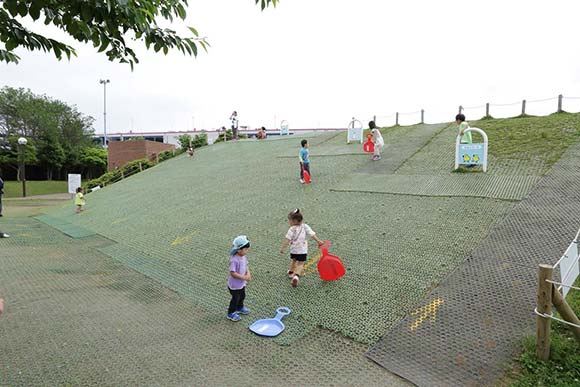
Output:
[395, 112, 399, 126]
[552, 285, 580, 342]
[485, 103, 490, 117]
[536, 264, 553, 360]
[421, 109, 425, 124]
[522, 100, 527, 116]
[139, 162, 143, 172]
[558, 94, 563, 113]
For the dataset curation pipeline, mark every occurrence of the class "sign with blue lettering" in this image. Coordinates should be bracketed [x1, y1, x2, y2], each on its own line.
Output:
[457, 143, 485, 165]
[454, 128, 489, 172]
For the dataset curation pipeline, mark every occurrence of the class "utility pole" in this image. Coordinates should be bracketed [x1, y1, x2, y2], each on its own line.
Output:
[99, 79, 110, 148]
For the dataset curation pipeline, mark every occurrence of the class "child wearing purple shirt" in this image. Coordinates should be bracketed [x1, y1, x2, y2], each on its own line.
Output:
[227, 235, 252, 322]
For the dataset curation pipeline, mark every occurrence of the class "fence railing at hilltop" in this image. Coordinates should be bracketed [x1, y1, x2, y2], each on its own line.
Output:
[370, 95, 580, 127]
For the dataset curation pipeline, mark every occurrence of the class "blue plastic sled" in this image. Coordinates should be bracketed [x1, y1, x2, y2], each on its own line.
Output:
[249, 307, 291, 337]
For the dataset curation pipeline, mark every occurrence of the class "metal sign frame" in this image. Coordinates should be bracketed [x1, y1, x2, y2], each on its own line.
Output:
[280, 120, 289, 135]
[347, 119, 363, 144]
[454, 127, 488, 172]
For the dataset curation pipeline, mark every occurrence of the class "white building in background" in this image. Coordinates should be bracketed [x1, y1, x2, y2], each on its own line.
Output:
[93, 127, 346, 147]
[93, 130, 221, 147]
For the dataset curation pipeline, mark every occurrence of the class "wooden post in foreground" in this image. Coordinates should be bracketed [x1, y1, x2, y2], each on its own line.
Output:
[536, 264, 553, 360]
[522, 100, 526, 116]
[552, 285, 580, 342]
[485, 103, 490, 117]
[395, 112, 399, 126]
[557, 95, 563, 113]
[139, 162, 143, 172]
[420, 109, 425, 124]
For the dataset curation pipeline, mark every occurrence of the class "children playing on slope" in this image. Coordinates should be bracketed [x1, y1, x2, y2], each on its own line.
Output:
[369, 121, 384, 161]
[280, 208, 324, 288]
[299, 139, 310, 184]
[227, 235, 252, 321]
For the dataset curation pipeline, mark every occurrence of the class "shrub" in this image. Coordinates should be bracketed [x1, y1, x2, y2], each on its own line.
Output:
[84, 158, 154, 191]
[214, 130, 247, 143]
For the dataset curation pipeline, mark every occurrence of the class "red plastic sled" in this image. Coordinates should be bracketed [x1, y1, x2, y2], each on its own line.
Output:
[317, 240, 345, 281]
[302, 165, 311, 184]
[363, 134, 375, 153]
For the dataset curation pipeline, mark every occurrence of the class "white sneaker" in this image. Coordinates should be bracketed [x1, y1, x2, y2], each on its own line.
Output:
[0, 233, 9, 238]
[300, 179, 305, 184]
[291, 275, 299, 288]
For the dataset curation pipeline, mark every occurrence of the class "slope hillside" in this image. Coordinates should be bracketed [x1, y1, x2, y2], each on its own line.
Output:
[42, 113, 580, 345]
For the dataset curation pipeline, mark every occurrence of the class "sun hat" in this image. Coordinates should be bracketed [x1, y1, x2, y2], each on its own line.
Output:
[230, 235, 250, 256]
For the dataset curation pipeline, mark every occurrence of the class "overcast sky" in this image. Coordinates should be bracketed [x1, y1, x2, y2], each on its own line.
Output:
[1, 0, 580, 133]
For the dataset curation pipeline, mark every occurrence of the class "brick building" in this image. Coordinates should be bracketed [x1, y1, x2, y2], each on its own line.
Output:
[107, 140, 175, 171]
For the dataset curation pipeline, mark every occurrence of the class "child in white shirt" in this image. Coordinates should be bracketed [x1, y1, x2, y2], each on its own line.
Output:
[369, 121, 384, 161]
[280, 208, 324, 287]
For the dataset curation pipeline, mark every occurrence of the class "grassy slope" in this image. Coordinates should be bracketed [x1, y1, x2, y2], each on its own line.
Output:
[2, 180, 67, 198]
[503, 277, 580, 386]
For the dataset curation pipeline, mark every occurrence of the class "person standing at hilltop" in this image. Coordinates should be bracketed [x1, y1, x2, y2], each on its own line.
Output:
[230, 111, 239, 140]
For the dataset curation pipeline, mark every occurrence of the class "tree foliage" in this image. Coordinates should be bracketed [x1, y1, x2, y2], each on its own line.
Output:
[0, 0, 277, 68]
[0, 86, 101, 179]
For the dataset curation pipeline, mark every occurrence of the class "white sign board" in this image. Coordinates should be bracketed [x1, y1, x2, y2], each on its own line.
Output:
[560, 240, 579, 298]
[454, 127, 489, 172]
[68, 174, 82, 194]
[280, 120, 289, 135]
[347, 119, 363, 144]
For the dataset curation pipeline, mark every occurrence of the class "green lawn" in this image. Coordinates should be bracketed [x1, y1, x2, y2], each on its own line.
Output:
[474, 112, 580, 167]
[2, 180, 68, 198]
[506, 277, 580, 386]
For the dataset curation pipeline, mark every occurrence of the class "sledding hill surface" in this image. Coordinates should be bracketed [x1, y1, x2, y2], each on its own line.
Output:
[42, 113, 580, 346]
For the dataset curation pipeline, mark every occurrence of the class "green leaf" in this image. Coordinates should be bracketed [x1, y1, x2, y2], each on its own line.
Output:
[188, 26, 199, 37]
[187, 40, 197, 56]
[78, 22, 91, 40]
[29, 3, 41, 20]
[98, 35, 109, 52]
[4, 1, 19, 17]
[5, 39, 18, 51]
[17, 2, 28, 17]
[81, 4, 93, 22]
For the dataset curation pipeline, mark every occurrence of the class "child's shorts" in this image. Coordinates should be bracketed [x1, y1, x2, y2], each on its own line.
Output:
[290, 253, 308, 262]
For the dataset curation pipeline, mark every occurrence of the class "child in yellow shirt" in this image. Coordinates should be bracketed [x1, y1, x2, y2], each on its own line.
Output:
[74, 187, 86, 213]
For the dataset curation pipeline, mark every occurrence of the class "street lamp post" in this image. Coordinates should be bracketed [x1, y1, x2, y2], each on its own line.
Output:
[17, 137, 27, 198]
[99, 79, 110, 148]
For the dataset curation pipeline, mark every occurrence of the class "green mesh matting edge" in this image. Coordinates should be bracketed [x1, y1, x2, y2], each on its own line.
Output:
[34, 214, 96, 238]
[0, 218, 404, 386]
[367, 142, 580, 386]
[38, 130, 519, 346]
[332, 174, 540, 201]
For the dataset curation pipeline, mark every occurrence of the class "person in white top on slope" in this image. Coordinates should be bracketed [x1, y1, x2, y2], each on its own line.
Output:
[280, 208, 324, 288]
[369, 121, 384, 161]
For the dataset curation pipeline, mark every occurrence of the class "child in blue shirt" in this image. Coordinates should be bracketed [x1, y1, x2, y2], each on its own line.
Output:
[299, 139, 310, 184]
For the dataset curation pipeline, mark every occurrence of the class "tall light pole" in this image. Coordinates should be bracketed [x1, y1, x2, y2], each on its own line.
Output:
[17, 137, 27, 198]
[99, 79, 110, 148]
